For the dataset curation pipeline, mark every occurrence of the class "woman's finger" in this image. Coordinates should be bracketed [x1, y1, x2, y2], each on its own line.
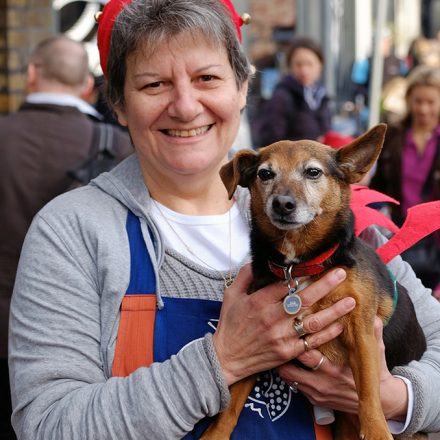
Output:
[289, 321, 345, 360]
[253, 267, 347, 305]
[299, 268, 347, 306]
[296, 349, 328, 371]
[294, 296, 356, 336]
[227, 263, 253, 293]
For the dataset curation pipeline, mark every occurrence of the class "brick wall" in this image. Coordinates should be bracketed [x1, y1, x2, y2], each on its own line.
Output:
[248, 0, 295, 61]
[0, 0, 53, 114]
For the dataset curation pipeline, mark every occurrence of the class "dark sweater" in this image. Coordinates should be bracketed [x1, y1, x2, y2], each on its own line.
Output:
[255, 75, 331, 147]
[0, 102, 133, 357]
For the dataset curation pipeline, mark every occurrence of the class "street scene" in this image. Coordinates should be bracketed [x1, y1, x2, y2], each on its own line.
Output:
[1, 0, 440, 439]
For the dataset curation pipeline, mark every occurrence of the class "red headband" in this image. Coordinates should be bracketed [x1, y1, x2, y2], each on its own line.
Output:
[96, 0, 247, 78]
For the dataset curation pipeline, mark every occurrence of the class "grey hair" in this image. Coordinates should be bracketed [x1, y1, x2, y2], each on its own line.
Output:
[30, 35, 89, 87]
[106, 0, 251, 107]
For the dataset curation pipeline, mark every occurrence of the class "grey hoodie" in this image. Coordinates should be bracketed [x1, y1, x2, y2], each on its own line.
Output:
[8, 154, 440, 439]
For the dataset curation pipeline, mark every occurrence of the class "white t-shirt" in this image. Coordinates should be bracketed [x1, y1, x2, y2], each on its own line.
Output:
[150, 201, 250, 271]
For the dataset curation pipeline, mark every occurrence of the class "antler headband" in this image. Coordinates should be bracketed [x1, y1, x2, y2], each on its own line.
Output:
[96, 0, 250, 77]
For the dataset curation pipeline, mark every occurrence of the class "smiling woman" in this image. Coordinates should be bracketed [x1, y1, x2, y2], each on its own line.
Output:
[113, 34, 247, 190]
[8, 1, 440, 439]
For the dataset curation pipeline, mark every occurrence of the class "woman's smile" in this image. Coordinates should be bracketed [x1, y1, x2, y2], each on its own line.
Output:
[162, 124, 213, 138]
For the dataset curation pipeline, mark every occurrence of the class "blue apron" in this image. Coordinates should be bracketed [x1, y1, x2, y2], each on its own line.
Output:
[121, 210, 324, 439]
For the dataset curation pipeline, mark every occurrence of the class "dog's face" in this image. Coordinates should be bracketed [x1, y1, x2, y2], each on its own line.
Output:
[221, 124, 386, 242]
[249, 141, 345, 230]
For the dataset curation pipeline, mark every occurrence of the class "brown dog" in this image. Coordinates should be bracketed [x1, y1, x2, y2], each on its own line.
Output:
[201, 124, 426, 440]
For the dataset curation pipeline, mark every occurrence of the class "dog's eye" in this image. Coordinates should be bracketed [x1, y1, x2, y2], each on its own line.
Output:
[257, 168, 275, 181]
[305, 168, 323, 179]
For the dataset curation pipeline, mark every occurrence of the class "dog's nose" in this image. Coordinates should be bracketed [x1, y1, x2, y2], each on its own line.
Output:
[272, 195, 296, 216]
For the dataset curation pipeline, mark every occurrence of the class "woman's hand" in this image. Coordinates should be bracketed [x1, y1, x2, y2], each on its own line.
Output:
[212, 264, 355, 386]
[278, 317, 409, 421]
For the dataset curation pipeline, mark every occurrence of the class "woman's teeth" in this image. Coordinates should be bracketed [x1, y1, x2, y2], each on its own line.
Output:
[167, 125, 210, 137]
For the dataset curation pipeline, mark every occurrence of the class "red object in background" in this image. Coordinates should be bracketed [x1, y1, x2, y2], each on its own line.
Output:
[323, 131, 355, 149]
[97, 0, 245, 78]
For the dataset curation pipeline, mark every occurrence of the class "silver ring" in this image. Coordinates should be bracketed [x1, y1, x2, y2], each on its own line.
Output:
[288, 381, 299, 393]
[312, 354, 325, 371]
[293, 319, 307, 338]
[303, 337, 311, 352]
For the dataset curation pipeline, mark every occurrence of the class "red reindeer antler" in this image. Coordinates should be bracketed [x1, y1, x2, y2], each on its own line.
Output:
[350, 185, 400, 236]
[376, 201, 440, 263]
[350, 185, 440, 264]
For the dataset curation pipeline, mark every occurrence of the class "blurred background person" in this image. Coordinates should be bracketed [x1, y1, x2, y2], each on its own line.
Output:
[406, 33, 440, 73]
[370, 65, 440, 296]
[252, 36, 331, 147]
[351, 27, 408, 131]
[0, 35, 132, 439]
[351, 27, 408, 106]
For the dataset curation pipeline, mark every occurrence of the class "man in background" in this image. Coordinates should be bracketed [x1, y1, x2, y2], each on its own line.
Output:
[0, 35, 132, 439]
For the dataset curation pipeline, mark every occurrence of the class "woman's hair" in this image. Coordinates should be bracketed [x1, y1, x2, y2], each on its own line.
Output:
[286, 37, 324, 66]
[405, 64, 440, 99]
[402, 65, 440, 123]
[107, 0, 251, 107]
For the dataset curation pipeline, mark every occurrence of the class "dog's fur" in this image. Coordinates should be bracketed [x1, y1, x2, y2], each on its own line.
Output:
[201, 124, 427, 440]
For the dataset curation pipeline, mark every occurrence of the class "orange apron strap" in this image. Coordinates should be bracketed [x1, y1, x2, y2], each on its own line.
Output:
[314, 421, 333, 440]
[112, 294, 157, 377]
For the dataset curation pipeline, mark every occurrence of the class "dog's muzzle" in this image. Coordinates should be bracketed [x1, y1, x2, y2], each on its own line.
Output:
[272, 195, 296, 217]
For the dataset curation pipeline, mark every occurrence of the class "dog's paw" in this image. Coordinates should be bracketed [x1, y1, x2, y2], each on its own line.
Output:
[359, 428, 393, 440]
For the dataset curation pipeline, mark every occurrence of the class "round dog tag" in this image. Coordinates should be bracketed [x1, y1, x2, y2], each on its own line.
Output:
[283, 293, 302, 315]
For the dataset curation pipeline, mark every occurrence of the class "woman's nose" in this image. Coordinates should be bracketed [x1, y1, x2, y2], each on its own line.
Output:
[167, 83, 203, 121]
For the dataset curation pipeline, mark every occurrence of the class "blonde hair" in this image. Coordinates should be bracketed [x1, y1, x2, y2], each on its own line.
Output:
[405, 65, 440, 99]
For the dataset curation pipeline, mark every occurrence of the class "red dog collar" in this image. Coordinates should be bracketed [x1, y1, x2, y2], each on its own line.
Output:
[96, 0, 248, 77]
[268, 244, 339, 279]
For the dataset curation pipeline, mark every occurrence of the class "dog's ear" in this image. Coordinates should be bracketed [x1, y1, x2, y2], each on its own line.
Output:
[335, 123, 387, 184]
[220, 149, 260, 199]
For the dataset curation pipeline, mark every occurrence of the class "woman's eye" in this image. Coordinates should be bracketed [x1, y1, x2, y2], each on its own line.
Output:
[305, 168, 322, 179]
[200, 75, 214, 82]
[144, 81, 162, 89]
[258, 168, 275, 181]
[141, 81, 170, 95]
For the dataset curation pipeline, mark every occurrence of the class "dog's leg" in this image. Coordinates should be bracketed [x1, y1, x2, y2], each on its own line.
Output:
[334, 413, 360, 440]
[199, 374, 257, 440]
[344, 319, 393, 440]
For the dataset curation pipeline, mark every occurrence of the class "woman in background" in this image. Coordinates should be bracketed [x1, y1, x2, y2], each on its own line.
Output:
[370, 65, 440, 295]
[256, 37, 331, 146]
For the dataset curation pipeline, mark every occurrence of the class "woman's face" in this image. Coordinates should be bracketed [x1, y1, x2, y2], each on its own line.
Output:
[289, 47, 323, 87]
[115, 33, 248, 181]
[407, 85, 440, 128]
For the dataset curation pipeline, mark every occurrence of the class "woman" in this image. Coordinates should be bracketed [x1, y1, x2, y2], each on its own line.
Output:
[370, 65, 440, 295]
[254, 37, 331, 147]
[8, 1, 440, 439]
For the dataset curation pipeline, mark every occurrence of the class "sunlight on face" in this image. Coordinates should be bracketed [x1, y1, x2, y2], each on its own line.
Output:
[115, 33, 248, 182]
[289, 47, 323, 87]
